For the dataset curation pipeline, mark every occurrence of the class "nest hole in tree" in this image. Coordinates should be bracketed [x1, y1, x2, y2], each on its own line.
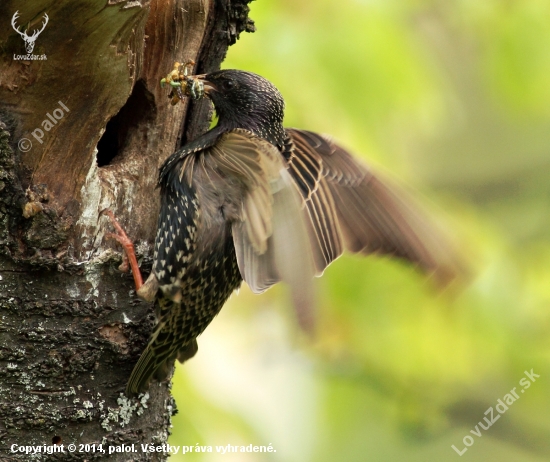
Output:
[96, 79, 156, 167]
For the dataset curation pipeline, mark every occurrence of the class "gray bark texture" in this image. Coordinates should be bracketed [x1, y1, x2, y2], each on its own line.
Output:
[0, 0, 254, 460]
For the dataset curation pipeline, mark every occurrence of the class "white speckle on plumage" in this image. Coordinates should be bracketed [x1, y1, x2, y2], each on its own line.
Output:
[131, 69, 289, 394]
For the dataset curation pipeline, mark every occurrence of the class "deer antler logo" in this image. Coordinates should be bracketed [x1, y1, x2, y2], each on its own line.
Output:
[11, 11, 49, 54]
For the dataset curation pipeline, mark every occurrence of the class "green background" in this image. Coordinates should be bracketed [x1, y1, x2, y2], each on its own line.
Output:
[169, 1, 550, 460]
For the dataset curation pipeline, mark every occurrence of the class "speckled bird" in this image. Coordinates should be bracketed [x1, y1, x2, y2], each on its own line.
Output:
[106, 68, 458, 396]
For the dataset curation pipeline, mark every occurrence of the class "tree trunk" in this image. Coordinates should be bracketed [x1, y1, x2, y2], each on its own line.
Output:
[0, 0, 254, 459]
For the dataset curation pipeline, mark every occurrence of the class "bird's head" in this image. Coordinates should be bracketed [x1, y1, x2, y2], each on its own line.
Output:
[190, 70, 286, 147]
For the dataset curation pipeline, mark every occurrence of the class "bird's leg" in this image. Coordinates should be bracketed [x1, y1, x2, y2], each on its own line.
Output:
[102, 209, 143, 292]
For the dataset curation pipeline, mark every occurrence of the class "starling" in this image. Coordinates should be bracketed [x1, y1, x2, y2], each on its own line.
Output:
[106, 68, 459, 396]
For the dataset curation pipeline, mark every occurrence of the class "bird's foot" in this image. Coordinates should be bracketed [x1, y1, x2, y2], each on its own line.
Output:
[102, 209, 144, 292]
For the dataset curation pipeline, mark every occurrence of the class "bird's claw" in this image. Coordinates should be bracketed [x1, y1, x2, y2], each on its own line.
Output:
[104, 232, 130, 272]
[102, 209, 144, 291]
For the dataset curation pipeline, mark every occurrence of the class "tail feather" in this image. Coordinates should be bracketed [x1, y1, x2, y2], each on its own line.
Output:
[126, 338, 199, 396]
[126, 346, 164, 396]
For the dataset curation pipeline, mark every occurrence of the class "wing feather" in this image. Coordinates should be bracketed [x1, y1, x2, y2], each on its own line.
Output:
[284, 132, 344, 273]
[286, 128, 459, 284]
[209, 130, 317, 328]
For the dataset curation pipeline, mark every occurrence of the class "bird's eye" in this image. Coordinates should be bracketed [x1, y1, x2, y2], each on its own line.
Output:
[221, 80, 235, 91]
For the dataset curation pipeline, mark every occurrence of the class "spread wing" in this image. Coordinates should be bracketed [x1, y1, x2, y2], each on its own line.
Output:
[285, 128, 460, 285]
[206, 129, 318, 329]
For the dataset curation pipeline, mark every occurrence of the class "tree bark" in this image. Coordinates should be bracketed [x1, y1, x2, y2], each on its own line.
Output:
[0, 0, 254, 459]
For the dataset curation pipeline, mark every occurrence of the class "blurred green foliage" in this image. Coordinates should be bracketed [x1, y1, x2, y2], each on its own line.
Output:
[169, 1, 550, 460]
